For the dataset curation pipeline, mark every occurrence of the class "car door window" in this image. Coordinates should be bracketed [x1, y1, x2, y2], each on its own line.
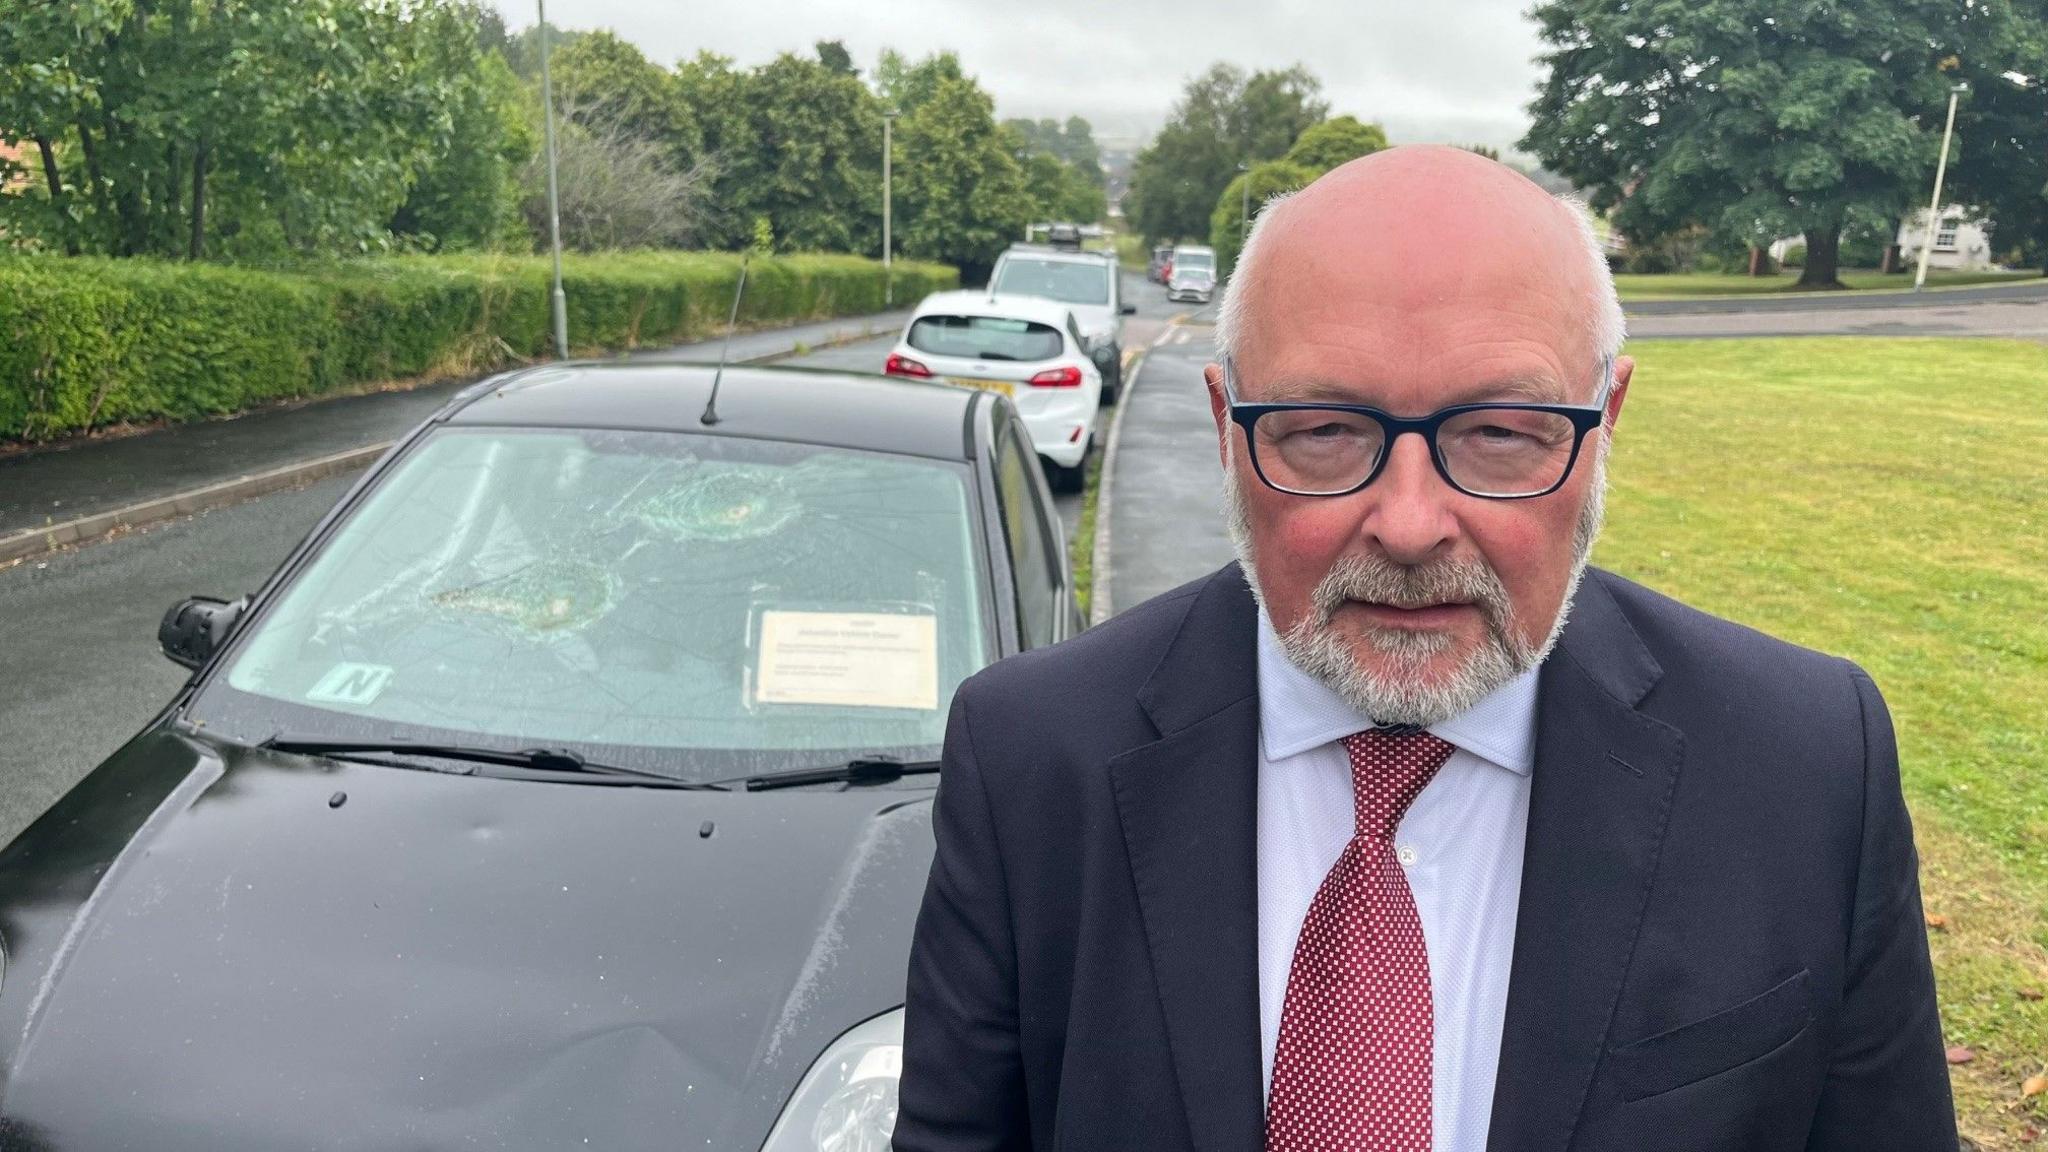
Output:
[994, 421, 1061, 648]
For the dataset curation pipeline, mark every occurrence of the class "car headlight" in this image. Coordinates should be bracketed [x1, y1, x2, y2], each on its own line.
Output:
[760, 1008, 902, 1152]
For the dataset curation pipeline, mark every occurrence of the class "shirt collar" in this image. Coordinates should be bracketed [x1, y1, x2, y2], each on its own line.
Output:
[1255, 608, 1540, 776]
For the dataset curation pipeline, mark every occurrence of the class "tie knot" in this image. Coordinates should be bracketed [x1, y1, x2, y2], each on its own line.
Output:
[1340, 728, 1454, 842]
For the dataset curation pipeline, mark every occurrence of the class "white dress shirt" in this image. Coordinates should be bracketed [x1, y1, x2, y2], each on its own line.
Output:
[1256, 610, 1538, 1152]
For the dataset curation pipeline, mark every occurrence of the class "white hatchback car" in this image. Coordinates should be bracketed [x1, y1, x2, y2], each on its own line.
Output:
[885, 291, 1102, 493]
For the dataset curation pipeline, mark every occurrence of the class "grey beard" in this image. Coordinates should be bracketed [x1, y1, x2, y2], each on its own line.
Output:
[1223, 446, 1607, 727]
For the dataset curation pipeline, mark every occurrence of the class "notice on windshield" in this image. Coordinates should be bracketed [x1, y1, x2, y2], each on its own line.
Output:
[755, 611, 939, 711]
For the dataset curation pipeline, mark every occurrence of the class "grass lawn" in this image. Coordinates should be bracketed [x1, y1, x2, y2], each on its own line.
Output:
[1616, 268, 2042, 300]
[1597, 337, 2048, 1147]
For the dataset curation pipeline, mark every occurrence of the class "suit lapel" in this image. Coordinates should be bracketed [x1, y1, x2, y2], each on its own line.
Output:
[1109, 565, 1267, 1152]
[1486, 572, 1686, 1152]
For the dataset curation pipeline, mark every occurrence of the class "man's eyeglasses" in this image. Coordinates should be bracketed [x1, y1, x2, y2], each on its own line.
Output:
[1220, 356, 1614, 500]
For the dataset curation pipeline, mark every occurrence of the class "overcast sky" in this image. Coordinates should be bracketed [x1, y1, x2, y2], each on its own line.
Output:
[499, 0, 1545, 152]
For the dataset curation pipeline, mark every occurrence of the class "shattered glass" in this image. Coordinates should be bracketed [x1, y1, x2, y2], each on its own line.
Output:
[205, 427, 991, 781]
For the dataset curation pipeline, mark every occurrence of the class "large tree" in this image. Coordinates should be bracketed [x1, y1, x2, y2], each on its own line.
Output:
[0, 0, 500, 259]
[548, 29, 699, 163]
[888, 55, 1034, 278]
[1521, 0, 2022, 287]
[1947, 67, 2048, 275]
[1126, 63, 1328, 244]
[1003, 116, 1107, 223]
[677, 45, 883, 253]
[1283, 115, 1389, 174]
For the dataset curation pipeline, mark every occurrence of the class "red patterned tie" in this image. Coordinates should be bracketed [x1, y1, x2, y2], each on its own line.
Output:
[1265, 727, 1455, 1152]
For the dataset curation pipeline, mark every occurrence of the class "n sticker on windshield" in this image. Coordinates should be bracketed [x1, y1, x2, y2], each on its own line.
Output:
[307, 663, 395, 706]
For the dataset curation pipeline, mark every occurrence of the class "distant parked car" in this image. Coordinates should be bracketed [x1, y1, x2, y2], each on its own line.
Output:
[1168, 244, 1218, 304]
[989, 245, 1136, 404]
[1046, 222, 1084, 250]
[886, 290, 1103, 493]
[1147, 244, 1174, 284]
[0, 359, 1085, 1151]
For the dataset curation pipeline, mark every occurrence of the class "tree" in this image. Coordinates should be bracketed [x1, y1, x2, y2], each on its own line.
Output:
[815, 39, 856, 76]
[892, 63, 1033, 278]
[1126, 63, 1328, 244]
[1521, 0, 2028, 287]
[1003, 115, 1106, 187]
[393, 47, 533, 251]
[1948, 69, 2048, 275]
[520, 112, 710, 251]
[676, 46, 882, 253]
[1283, 115, 1389, 174]
[1003, 117, 1108, 224]
[0, 0, 504, 259]
[1233, 66, 1329, 161]
[549, 29, 699, 163]
[1210, 160, 1319, 272]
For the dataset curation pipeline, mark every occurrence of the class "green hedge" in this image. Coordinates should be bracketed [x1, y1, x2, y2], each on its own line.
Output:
[0, 251, 956, 442]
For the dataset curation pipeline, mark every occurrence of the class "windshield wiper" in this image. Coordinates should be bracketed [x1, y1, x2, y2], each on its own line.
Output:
[732, 756, 942, 792]
[260, 737, 726, 789]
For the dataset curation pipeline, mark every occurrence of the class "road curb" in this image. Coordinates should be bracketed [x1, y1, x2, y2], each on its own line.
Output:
[0, 442, 393, 566]
[0, 313, 909, 566]
[1090, 350, 1155, 626]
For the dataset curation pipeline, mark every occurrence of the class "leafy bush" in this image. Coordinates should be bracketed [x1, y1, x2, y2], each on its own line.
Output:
[1781, 243, 1807, 267]
[0, 251, 956, 441]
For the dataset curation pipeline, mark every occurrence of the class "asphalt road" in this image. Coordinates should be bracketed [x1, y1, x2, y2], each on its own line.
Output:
[0, 271, 1190, 846]
[0, 476, 354, 845]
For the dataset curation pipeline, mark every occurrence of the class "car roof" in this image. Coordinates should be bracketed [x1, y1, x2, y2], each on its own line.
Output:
[1173, 244, 1216, 255]
[999, 245, 1114, 266]
[909, 290, 1078, 328]
[441, 362, 981, 461]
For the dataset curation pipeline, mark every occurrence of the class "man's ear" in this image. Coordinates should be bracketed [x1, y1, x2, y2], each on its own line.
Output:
[1606, 355, 1634, 434]
[1205, 362, 1232, 468]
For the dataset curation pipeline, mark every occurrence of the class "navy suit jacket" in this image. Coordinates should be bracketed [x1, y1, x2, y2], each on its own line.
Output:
[896, 564, 1954, 1151]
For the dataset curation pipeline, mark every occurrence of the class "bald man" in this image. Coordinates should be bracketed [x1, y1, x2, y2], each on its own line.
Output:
[895, 148, 1953, 1152]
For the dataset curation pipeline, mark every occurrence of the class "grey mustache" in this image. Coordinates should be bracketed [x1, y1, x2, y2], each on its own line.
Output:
[1310, 553, 1516, 632]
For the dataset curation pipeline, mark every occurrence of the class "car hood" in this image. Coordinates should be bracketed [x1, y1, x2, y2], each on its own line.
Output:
[0, 731, 934, 1152]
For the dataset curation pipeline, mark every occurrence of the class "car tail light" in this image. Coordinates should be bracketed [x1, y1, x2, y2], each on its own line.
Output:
[884, 353, 932, 378]
[1027, 366, 1083, 388]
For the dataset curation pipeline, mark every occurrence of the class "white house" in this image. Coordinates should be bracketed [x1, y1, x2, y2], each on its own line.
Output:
[1765, 205, 1998, 270]
[1895, 207, 1996, 270]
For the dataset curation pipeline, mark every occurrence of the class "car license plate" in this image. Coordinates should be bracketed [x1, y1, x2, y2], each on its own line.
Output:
[945, 377, 1014, 397]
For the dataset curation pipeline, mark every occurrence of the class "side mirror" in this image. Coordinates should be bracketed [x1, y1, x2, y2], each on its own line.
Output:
[159, 596, 248, 671]
[1120, 303, 1137, 315]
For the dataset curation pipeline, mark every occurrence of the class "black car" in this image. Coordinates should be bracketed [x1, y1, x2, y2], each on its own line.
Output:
[0, 362, 1082, 1151]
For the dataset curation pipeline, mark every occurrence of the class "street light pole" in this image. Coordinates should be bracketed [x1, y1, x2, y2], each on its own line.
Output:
[1237, 161, 1250, 273]
[537, 0, 569, 358]
[1914, 83, 1967, 293]
[883, 110, 897, 309]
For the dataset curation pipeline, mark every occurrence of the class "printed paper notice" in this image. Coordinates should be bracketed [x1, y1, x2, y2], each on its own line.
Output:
[756, 611, 940, 710]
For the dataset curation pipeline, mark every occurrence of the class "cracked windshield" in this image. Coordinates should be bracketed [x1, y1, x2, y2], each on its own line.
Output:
[200, 428, 988, 775]
[2, 0, 2044, 1146]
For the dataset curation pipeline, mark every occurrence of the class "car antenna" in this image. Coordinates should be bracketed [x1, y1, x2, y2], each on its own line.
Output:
[700, 256, 750, 427]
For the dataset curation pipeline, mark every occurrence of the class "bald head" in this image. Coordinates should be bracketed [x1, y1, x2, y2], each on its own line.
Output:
[1215, 145, 1622, 386]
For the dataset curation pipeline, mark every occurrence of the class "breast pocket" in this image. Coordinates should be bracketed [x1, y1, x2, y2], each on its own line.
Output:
[1607, 969, 1814, 1102]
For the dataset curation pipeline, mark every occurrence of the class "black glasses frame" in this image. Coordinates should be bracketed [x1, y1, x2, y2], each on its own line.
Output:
[1221, 355, 1614, 500]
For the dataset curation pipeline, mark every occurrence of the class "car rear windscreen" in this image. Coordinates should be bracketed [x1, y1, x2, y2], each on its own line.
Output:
[991, 257, 1110, 305]
[908, 315, 1064, 362]
[1175, 252, 1215, 270]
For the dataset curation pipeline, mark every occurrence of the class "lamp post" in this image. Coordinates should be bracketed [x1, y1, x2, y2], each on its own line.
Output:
[1913, 82, 1968, 293]
[1236, 161, 1251, 274]
[536, 0, 568, 358]
[883, 109, 897, 309]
